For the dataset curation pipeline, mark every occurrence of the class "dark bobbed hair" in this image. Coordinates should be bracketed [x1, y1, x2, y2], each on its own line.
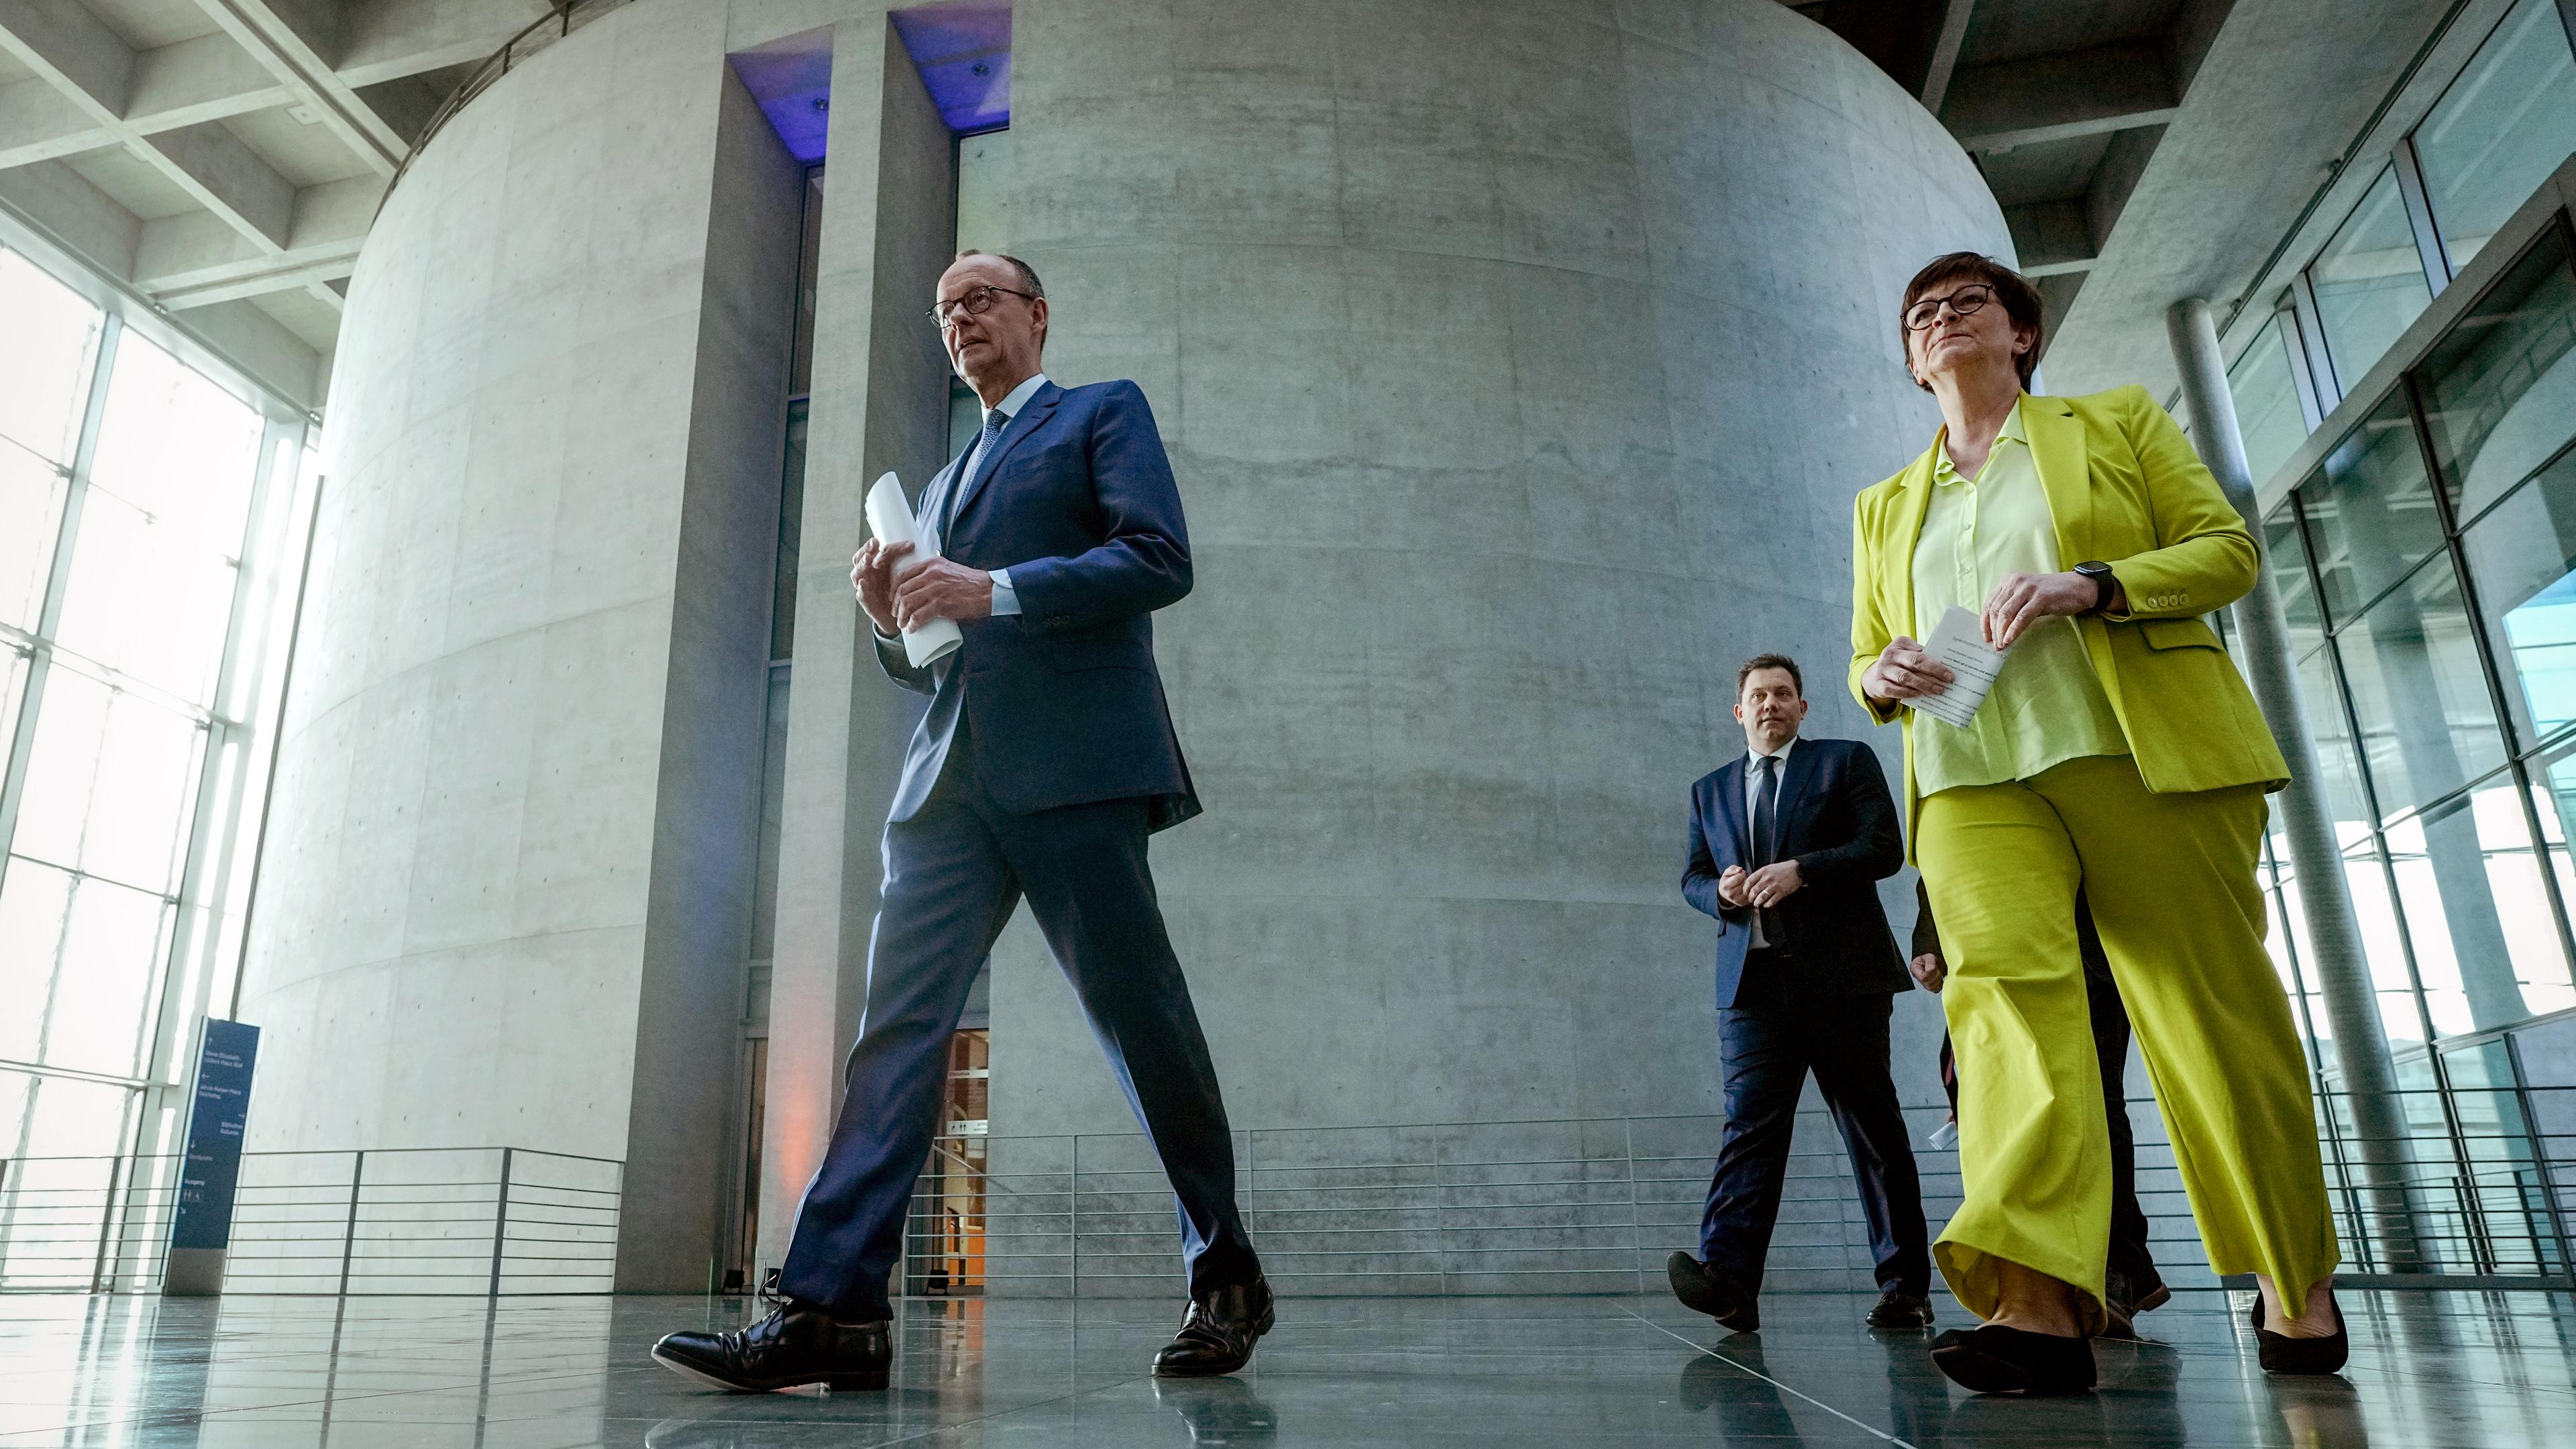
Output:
[1899, 252, 2043, 391]
[1735, 653, 1804, 700]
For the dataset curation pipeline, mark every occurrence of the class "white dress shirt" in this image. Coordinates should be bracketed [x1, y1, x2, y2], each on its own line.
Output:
[1743, 735, 1795, 948]
[952, 371, 1049, 617]
[880, 371, 1048, 643]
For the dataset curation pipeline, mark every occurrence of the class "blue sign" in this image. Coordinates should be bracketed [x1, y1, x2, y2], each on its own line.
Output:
[170, 1020, 260, 1252]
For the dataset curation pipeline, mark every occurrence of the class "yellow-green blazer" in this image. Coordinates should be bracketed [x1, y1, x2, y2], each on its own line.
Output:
[1846, 385, 2290, 844]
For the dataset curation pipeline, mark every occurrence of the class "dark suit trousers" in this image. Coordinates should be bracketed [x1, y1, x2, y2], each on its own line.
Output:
[1937, 910, 2157, 1285]
[1700, 971, 1930, 1296]
[777, 726, 1260, 1320]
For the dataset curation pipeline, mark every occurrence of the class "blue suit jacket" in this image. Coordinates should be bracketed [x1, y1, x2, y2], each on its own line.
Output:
[1682, 737, 1907, 1010]
[876, 379, 1199, 830]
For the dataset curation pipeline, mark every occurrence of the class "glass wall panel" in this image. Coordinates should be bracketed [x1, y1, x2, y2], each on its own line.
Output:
[0, 250, 103, 466]
[2310, 166, 2438, 389]
[0, 446, 66, 632]
[2296, 645, 2377, 838]
[2518, 775, 2576, 1017]
[0, 239, 301, 1177]
[52, 333, 262, 707]
[0, 859, 72, 1061]
[2333, 557, 2510, 818]
[2462, 445, 2576, 745]
[2229, 316, 2312, 486]
[2265, 502, 2324, 656]
[2418, 229, 2576, 519]
[2345, 840, 2432, 1048]
[2298, 394, 2446, 623]
[2413, 0, 2576, 272]
[2383, 775, 2570, 1033]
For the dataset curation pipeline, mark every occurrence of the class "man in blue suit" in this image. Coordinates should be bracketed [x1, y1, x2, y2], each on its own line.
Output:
[1668, 654, 1932, 1334]
[653, 251, 1267, 1393]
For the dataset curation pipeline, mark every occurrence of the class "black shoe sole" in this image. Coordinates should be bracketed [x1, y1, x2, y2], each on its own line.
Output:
[1151, 1302, 1275, 1377]
[650, 1345, 888, 1393]
[1666, 1254, 1759, 1332]
[1929, 1331, 2094, 1395]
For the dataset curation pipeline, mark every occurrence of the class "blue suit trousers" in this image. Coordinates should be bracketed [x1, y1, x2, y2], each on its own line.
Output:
[776, 725, 1260, 1320]
[1699, 985, 1930, 1297]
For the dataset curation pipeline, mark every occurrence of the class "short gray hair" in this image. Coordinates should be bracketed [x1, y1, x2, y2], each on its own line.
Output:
[956, 248, 1044, 300]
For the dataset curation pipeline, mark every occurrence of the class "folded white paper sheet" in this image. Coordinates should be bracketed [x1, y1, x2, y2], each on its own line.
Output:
[1911, 605, 2006, 730]
[862, 472, 965, 669]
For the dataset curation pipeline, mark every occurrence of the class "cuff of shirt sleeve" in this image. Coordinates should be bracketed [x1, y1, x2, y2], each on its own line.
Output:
[989, 566, 1021, 616]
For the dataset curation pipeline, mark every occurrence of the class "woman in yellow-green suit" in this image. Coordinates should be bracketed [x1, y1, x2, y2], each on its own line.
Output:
[1850, 253, 2343, 1393]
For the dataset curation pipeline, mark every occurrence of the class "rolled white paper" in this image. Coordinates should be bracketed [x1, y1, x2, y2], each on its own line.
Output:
[863, 471, 964, 669]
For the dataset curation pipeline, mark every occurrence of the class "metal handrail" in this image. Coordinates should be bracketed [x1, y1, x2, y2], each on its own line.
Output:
[374, 1, 640, 222]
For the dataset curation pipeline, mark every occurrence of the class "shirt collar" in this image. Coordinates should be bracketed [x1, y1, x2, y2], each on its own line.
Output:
[1749, 736, 1796, 766]
[987, 371, 1049, 425]
[1931, 393, 2030, 486]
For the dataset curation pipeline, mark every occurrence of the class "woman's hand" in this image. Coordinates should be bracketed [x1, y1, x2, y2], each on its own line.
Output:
[1864, 637, 1955, 706]
[1982, 570, 2100, 649]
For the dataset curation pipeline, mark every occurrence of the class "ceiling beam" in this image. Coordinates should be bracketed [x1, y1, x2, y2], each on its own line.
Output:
[136, 170, 376, 303]
[1919, 0, 1975, 113]
[181, 0, 402, 175]
[0, 1, 136, 120]
[2004, 199, 2098, 276]
[1942, 40, 2180, 153]
[0, 1, 544, 178]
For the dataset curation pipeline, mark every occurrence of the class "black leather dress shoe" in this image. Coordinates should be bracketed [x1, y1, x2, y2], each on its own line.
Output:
[1866, 1288, 1934, 1330]
[1929, 1324, 2096, 1395]
[651, 1301, 890, 1392]
[2099, 1267, 2170, 1340]
[1666, 1252, 1759, 1332]
[2249, 1288, 2349, 1375]
[1152, 1279, 1275, 1377]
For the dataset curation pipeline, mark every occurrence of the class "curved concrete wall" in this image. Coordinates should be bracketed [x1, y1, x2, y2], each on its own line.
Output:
[990, 0, 2012, 1140]
[236, 0, 806, 1287]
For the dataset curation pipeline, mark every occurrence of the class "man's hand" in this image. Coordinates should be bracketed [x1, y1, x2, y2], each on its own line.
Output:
[894, 556, 996, 631]
[1981, 570, 2103, 649]
[1744, 859, 1803, 909]
[851, 538, 914, 637]
[1863, 637, 1954, 707]
[1717, 865, 1750, 909]
[1909, 952, 1945, 993]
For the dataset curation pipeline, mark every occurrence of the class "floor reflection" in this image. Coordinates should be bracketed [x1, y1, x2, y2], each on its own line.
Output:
[0, 1287, 2567, 1446]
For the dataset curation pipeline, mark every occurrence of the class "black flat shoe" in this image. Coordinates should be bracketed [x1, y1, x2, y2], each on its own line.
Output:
[1929, 1325, 2095, 1395]
[651, 1300, 889, 1392]
[2249, 1287, 2349, 1375]
[1866, 1288, 1934, 1331]
[1153, 1279, 1275, 1377]
[1667, 1252, 1760, 1332]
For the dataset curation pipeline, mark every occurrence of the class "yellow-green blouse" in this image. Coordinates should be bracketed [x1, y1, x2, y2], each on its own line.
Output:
[1909, 395, 2130, 795]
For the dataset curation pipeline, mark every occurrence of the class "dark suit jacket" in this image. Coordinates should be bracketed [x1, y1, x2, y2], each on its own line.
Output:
[1683, 737, 1907, 1009]
[876, 379, 1199, 831]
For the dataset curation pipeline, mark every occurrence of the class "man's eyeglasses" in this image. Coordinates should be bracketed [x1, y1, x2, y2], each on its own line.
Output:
[930, 284, 1040, 329]
[1904, 284, 1997, 332]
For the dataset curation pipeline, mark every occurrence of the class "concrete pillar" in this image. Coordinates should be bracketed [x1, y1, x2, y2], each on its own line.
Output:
[2167, 297, 2422, 1269]
[753, 13, 957, 1285]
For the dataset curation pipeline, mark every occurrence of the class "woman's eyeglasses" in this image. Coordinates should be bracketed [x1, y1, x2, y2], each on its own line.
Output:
[1904, 284, 1997, 332]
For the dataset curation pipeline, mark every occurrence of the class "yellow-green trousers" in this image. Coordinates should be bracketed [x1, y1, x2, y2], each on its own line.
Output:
[1915, 753, 2338, 1330]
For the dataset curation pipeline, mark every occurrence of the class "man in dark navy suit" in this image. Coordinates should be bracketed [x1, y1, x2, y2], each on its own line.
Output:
[653, 251, 1266, 1393]
[1668, 654, 1932, 1334]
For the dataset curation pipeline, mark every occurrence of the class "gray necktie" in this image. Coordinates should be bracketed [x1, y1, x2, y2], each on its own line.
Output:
[943, 408, 1011, 544]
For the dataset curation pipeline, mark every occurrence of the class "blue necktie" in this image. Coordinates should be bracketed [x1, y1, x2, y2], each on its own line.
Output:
[943, 408, 1011, 545]
[1752, 755, 1779, 945]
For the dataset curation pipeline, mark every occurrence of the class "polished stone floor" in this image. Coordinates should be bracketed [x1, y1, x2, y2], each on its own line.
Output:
[0, 1287, 2571, 1446]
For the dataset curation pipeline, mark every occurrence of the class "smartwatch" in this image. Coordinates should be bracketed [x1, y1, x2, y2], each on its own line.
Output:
[2073, 560, 2116, 614]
